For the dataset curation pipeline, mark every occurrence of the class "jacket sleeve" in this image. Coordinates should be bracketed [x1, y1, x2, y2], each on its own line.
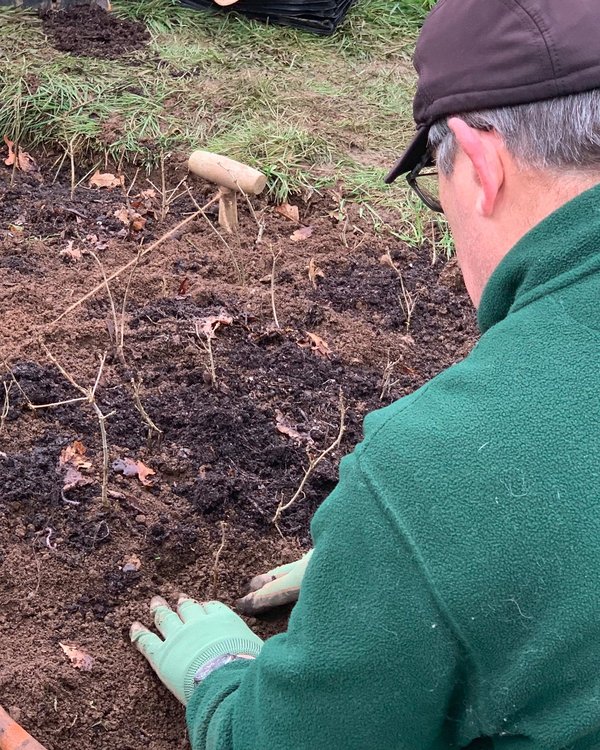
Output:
[186, 451, 461, 750]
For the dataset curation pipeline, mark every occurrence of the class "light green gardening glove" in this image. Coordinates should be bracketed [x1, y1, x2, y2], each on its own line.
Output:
[236, 549, 313, 615]
[130, 595, 263, 705]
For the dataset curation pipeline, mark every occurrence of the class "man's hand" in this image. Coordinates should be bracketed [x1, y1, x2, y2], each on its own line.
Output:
[130, 596, 263, 705]
[236, 550, 313, 615]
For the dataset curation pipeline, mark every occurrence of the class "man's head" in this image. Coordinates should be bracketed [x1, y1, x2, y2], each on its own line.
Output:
[386, 0, 600, 306]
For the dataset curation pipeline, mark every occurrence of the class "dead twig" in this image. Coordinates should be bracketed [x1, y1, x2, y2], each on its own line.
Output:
[146, 153, 188, 222]
[384, 250, 418, 333]
[50, 196, 219, 325]
[131, 377, 163, 449]
[0, 380, 12, 433]
[86, 249, 125, 364]
[211, 520, 228, 598]
[118, 245, 143, 358]
[17, 346, 114, 507]
[194, 320, 217, 387]
[273, 391, 346, 525]
[185, 185, 244, 283]
[380, 352, 401, 401]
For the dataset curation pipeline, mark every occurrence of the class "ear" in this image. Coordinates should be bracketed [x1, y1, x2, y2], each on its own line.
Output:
[447, 117, 505, 217]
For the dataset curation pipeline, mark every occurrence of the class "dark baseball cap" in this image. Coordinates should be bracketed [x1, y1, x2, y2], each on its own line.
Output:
[386, 0, 600, 183]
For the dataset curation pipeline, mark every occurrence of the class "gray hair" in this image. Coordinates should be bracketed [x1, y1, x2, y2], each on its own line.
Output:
[429, 89, 600, 175]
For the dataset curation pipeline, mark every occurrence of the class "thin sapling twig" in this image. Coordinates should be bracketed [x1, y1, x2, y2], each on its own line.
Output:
[270, 245, 283, 329]
[51, 196, 220, 325]
[273, 391, 346, 525]
[131, 377, 163, 449]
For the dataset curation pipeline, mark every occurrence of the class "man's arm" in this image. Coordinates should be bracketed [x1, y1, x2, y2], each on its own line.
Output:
[187, 453, 462, 750]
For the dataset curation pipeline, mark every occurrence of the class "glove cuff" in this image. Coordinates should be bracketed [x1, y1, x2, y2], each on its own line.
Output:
[183, 637, 263, 700]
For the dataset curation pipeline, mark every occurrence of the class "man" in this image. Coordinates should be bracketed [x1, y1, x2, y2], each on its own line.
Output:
[130, 0, 600, 747]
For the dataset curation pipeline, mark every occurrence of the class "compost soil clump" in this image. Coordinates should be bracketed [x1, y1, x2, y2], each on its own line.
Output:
[41, 5, 150, 58]
[0, 153, 476, 749]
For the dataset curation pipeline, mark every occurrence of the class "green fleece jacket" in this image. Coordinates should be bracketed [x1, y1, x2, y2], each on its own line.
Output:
[187, 185, 600, 749]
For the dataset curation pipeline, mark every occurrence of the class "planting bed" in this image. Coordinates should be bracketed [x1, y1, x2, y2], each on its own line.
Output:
[0, 147, 476, 747]
[1, 3, 472, 747]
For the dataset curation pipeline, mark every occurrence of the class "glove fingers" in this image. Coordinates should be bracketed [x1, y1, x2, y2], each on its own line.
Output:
[151, 596, 183, 637]
[247, 571, 283, 593]
[130, 621, 163, 662]
[236, 582, 299, 615]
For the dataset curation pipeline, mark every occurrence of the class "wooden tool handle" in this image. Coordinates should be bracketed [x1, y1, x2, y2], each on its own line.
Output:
[0, 706, 48, 750]
[188, 151, 267, 195]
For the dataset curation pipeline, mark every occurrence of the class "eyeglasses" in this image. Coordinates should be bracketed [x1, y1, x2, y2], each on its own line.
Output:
[406, 150, 443, 213]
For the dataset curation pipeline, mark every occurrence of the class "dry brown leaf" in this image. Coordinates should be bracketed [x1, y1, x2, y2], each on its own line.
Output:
[59, 441, 93, 492]
[114, 206, 146, 232]
[60, 240, 82, 262]
[275, 410, 303, 442]
[3, 136, 39, 174]
[60, 643, 94, 672]
[308, 257, 325, 287]
[130, 189, 159, 218]
[196, 313, 233, 340]
[275, 203, 300, 222]
[63, 466, 93, 492]
[60, 440, 92, 470]
[290, 226, 313, 243]
[178, 277, 190, 296]
[89, 171, 124, 190]
[112, 457, 156, 487]
[122, 554, 142, 573]
[306, 331, 331, 358]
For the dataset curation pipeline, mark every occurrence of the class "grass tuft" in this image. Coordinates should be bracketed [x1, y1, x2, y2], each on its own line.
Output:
[0, 0, 451, 251]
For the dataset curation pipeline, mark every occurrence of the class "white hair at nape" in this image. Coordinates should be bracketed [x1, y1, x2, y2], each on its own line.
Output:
[428, 89, 600, 175]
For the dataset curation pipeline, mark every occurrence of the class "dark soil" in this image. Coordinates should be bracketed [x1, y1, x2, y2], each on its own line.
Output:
[0, 149, 477, 748]
[41, 5, 150, 58]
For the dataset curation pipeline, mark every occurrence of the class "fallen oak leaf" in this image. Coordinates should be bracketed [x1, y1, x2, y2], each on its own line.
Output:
[3, 135, 39, 174]
[60, 240, 82, 262]
[3, 135, 15, 167]
[60, 440, 92, 470]
[275, 203, 300, 222]
[89, 171, 124, 189]
[60, 643, 94, 672]
[112, 457, 156, 487]
[308, 257, 324, 287]
[59, 440, 94, 493]
[196, 313, 233, 340]
[62, 465, 93, 492]
[303, 331, 331, 358]
[114, 206, 146, 232]
[290, 225, 313, 243]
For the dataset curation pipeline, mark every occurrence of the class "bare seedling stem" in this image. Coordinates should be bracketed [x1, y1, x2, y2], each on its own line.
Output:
[273, 391, 346, 524]
[185, 185, 244, 283]
[131, 377, 163, 448]
[270, 246, 282, 329]
[33, 347, 113, 507]
[0, 381, 12, 433]
[51, 196, 219, 325]
[119, 246, 143, 357]
[384, 251, 418, 332]
[87, 249, 125, 363]
[194, 320, 217, 386]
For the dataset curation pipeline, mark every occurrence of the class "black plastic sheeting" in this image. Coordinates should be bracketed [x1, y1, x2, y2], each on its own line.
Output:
[181, 0, 357, 35]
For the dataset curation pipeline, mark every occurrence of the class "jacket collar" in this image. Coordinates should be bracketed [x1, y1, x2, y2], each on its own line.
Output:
[478, 182, 600, 333]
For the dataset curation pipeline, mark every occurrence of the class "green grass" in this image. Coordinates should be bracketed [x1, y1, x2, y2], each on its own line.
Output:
[0, 0, 450, 252]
